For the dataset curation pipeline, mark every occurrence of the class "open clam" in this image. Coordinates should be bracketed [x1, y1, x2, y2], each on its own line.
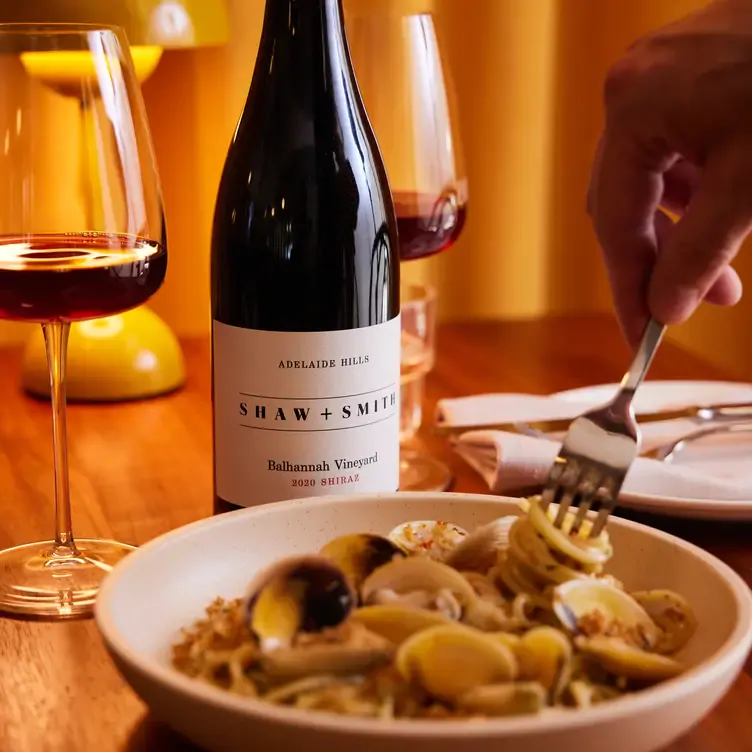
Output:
[552, 579, 662, 651]
[319, 534, 406, 592]
[395, 623, 518, 702]
[361, 555, 477, 611]
[244, 554, 355, 651]
[350, 605, 452, 645]
[443, 516, 517, 573]
[387, 519, 467, 560]
[575, 635, 685, 682]
[488, 631, 522, 652]
[631, 589, 698, 654]
[515, 626, 573, 700]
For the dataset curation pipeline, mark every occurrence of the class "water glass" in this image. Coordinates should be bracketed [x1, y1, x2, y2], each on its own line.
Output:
[399, 282, 453, 491]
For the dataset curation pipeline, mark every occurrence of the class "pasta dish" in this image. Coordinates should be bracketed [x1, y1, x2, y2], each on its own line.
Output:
[171, 497, 697, 719]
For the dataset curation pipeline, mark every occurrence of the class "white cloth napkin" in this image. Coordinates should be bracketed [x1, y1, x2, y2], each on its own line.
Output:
[437, 394, 752, 501]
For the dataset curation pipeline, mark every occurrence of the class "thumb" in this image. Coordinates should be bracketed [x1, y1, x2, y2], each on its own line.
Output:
[648, 141, 752, 325]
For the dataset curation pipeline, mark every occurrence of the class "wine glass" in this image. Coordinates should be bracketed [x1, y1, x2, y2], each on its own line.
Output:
[345, 4, 467, 491]
[0, 24, 167, 619]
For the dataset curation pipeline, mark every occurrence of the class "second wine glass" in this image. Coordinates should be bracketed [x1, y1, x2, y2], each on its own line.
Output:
[346, 3, 467, 491]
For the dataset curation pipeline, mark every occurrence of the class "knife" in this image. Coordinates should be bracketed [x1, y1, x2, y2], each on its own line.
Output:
[433, 400, 752, 436]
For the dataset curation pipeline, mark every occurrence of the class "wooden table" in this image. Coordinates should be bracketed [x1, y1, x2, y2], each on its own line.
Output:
[1, 314, 751, 752]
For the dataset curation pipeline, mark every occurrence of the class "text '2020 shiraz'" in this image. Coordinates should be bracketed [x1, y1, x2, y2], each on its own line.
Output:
[211, 0, 401, 513]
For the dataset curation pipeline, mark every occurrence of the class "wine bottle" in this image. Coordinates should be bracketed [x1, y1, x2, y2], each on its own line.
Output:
[211, 0, 401, 513]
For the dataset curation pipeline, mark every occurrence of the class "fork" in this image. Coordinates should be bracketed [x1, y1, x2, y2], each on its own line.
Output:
[538, 317, 667, 538]
[645, 420, 752, 463]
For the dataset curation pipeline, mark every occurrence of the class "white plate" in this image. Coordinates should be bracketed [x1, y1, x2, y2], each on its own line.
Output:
[96, 492, 752, 752]
[552, 381, 752, 520]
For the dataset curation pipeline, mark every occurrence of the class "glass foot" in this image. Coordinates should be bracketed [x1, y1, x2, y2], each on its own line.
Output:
[399, 448, 454, 492]
[0, 538, 136, 619]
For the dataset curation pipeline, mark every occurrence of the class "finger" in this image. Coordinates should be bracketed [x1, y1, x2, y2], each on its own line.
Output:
[586, 134, 684, 215]
[705, 266, 743, 306]
[661, 158, 698, 216]
[648, 140, 752, 325]
[654, 205, 675, 248]
[654, 191, 742, 308]
[589, 130, 670, 346]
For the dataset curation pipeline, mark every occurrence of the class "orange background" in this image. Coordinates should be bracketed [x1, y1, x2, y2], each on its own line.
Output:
[1, 0, 749, 379]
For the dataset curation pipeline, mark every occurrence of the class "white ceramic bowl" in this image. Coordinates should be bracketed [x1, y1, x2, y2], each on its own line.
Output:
[95, 493, 752, 752]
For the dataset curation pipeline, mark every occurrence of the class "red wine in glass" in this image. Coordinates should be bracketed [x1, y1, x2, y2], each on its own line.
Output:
[394, 191, 467, 261]
[0, 233, 167, 322]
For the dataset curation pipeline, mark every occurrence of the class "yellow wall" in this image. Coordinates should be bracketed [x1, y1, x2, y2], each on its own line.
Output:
[1, 0, 750, 378]
[123, 0, 262, 339]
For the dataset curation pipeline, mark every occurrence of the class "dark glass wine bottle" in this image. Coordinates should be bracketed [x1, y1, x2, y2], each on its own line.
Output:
[211, 0, 401, 513]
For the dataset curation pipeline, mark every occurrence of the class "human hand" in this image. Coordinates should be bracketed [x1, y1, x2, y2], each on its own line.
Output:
[588, 0, 752, 346]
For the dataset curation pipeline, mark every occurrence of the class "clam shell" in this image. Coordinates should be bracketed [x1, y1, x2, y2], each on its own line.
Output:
[631, 589, 698, 654]
[260, 643, 393, 684]
[387, 519, 467, 559]
[245, 554, 355, 651]
[552, 578, 661, 650]
[455, 681, 546, 716]
[365, 587, 462, 620]
[443, 516, 517, 572]
[368, 588, 431, 608]
[395, 623, 518, 702]
[575, 635, 685, 682]
[515, 626, 572, 700]
[319, 533, 406, 591]
[350, 605, 452, 645]
[488, 631, 522, 650]
[361, 555, 477, 606]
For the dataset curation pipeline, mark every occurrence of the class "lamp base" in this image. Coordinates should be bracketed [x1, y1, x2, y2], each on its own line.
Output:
[21, 307, 186, 403]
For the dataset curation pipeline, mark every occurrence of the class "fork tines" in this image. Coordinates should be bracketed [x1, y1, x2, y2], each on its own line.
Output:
[538, 411, 640, 540]
[538, 318, 664, 541]
[539, 454, 619, 539]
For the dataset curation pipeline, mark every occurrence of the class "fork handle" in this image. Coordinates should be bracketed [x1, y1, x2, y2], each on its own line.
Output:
[620, 318, 667, 394]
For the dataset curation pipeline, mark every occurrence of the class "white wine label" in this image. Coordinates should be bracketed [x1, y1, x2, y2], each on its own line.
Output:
[213, 316, 401, 507]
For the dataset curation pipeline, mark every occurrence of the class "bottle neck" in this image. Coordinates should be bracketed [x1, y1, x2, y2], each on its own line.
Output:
[259, 0, 348, 59]
[250, 0, 362, 144]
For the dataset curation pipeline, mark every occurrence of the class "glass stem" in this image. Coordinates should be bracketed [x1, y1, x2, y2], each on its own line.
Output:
[42, 321, 77, 556]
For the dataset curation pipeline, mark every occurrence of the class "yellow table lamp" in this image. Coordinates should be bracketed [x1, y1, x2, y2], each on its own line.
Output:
[3, 1, 229, 402]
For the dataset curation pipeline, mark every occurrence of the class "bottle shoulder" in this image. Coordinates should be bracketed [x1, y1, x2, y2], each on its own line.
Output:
[210, 54, 400, 332]
[211, 87, 397, 251]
